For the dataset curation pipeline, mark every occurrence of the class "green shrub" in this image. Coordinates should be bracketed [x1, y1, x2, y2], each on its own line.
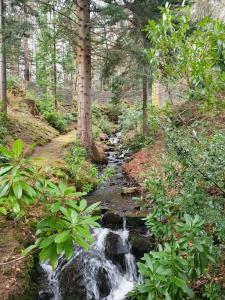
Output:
[109, 75, 125, 104]
[124, 133, 154, 152]
[0, 113, 7, 144]
[65, 143, 99, 192]
[34, 94, 54, 114]
[145, 4, 225, 108]
[118, 104, 142, 134]
[203, 283, 225, 300]
[7, 76, 22, 94]
[130, 243, 194, 300]
[130, 109, 225, 299]
[93, 125, 101, 140]
[0, 139, 40, 217]
[105, 102, 121, 122]
[24, 185, 101, 269]
[43, 111, 67, 133]
[92, 102, 113, 136]
[65, 143, 114, 192]
[0, 139, 101, 269]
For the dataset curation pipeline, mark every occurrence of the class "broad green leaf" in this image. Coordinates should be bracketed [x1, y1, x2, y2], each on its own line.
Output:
[0, 166, 13, 176]
[64, 187, 76, 196]
[39, 244, 58, 270]
[13, 182, 23, 199]
[12, 139, 23, 159]
[20, 182, 36, 198]
[39, 235, 56, 249]
[22, 239, 40, 257]
[138, 262, 151, 276]
[172, 276, 187, 289]
[63, 238, 74, 259]
[50, 202, 61, 213]
[84, 201, 101, 214]
[38, 217, 55, 230]
[76, 226, 94, 242]
[70, 210, 78, 224]
[0, 182, 10, 198]
[79, 199, 87, 211]
[144, 254, 154, 271]
[54, 231, 70, 244]
[184, 213, 192, 226]
[75, 235, 89, 250]
[0, 146, 14, 158]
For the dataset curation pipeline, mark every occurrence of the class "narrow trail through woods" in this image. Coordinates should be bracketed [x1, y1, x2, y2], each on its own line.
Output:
[31, 129, 76, 167]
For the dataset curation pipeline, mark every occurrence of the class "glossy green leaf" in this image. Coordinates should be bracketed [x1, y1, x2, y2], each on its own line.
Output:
[12, 139, 23, 159]
[13, 182, 23, 199]
[54, 231, 70, 244]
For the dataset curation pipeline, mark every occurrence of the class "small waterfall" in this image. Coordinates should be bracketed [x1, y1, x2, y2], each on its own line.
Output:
[39, 219, 137, 300]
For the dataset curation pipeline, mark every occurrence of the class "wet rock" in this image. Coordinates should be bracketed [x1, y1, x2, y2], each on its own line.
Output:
[37, 291, 53, 300]
[105, 232, 129, 271]
[105, 146, 115, 152]
[97, 268, 111, 297]
[59, 253, 111, 300]
[99, 133, 108, 141]
[121, 187, 140, 195]
[126, 213, 146, 229]
[101, 211, 124, 230]
[129, 231, 155, 260]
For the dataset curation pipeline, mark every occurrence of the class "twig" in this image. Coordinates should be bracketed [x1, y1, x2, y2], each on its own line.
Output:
[0, 256, 27, 266]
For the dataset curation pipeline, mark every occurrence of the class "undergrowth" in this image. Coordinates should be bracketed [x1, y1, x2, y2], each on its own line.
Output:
[130, 109, 225, 300]
[64, 141, 114, 193]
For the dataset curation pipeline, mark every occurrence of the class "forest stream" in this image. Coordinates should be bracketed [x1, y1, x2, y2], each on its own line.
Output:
[36, 133, 149, 300]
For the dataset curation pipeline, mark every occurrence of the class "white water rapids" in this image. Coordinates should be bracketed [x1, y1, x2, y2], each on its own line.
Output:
[40, 219, 138, 300]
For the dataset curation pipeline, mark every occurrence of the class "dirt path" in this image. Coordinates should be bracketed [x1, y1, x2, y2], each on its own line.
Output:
[31, 129, 76, 167]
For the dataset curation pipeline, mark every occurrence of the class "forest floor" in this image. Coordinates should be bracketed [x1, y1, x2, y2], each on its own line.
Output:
[0, 218, 34, 300]
[123, 138, 165, 184]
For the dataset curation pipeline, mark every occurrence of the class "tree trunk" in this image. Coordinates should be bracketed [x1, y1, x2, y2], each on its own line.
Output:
[52, 8, 57, 110]
[76, 0, 99, 160]
[23, 6, 30, 82]
[142, 72, 148, 135]
[0, 0, 7, 115]
[24, 35, 30, 81]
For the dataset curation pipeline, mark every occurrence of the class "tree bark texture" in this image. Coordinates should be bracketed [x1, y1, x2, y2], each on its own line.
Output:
[142, 72, 148, 135]
[52, 8, 57, 110]
[76, 0, 93, 151]
[24, 35, 30, 81]
[0, 0, 7, 115]
[23, 6, 30, 81]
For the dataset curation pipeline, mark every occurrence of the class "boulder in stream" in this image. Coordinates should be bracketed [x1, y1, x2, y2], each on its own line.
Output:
[129, 231, 155, 260]
[58, 252, 111, 300]
[121, 186, 140, 195]
[126, 213, 147, 229]
[101, 211, 124, 229]
[105, 232, 130, 271]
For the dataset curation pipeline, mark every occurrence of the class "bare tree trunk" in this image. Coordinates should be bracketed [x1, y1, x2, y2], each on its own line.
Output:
[52, 7, 57, 110]
[142, 72, 148, 135]
[76, 0, 99, 160]
[24, 35, 30, 81]
[0, 0, 7, 115]
[72, 65, 77, 110]
[23, 6, 30, 82]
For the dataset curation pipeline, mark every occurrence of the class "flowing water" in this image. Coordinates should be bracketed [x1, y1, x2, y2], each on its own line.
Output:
[87, 132, 136, 212]
[38, 133, 139, 300]
[39, 220, 138, 300]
